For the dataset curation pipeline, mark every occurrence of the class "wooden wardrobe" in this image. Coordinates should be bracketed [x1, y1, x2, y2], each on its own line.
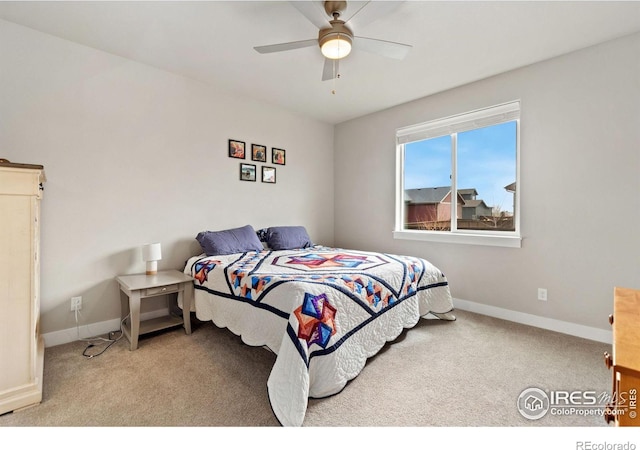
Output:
[0, 162, 46, 415]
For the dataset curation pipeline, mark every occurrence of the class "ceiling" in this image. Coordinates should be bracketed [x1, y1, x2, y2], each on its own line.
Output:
[1, 1, 640, 124]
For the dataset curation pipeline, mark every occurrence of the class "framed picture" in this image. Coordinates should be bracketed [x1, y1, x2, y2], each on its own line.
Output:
[262, 166, 276, 184]
[251, 144, 267, 162]
[229, 139, 245, 159]
[272, 148, 286, 165]
[240, 163, 256, 182]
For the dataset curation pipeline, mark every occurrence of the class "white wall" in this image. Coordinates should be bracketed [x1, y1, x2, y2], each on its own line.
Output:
[334, 33, 640, 332]
[3, 17, 638, 343]
[0, 19, 334, 337]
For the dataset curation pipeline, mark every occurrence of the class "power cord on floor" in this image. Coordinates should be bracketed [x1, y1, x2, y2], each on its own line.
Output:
[74, 307, 128, 358]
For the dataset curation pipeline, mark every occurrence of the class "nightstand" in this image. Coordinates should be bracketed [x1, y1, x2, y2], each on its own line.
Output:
[116, 270, 194, 351]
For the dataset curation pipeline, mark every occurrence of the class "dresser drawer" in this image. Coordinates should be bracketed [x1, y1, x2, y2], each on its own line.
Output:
[144, 283, 179, 296]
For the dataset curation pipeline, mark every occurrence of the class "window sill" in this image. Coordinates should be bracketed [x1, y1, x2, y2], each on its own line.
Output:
[393, 230, 522, 248]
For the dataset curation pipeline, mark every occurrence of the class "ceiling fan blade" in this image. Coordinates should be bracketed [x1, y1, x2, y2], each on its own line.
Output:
[254, 39, 318, 54]
[289, 1, 331, 29]
[322, 57, 340, 81]
[344, 1, 405, 29]
[353, 36, 412, 60]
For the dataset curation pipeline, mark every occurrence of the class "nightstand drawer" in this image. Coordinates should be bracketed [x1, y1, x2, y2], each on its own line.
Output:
[144, 283, 179, 296]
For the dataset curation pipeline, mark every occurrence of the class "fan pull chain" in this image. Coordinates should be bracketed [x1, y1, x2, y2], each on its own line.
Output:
[331, 60, 340, 95]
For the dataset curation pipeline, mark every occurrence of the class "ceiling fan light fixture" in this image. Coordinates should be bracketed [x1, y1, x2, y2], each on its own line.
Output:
[320, 33, 353, 59]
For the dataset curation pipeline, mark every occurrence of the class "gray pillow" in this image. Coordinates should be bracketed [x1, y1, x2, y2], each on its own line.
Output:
[266, 226, 313, 250]
[196, 225, 263, 256]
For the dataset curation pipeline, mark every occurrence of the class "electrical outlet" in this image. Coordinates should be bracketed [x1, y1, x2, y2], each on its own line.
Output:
[71, 296, 82, 311]
[538, 288, 547, 301]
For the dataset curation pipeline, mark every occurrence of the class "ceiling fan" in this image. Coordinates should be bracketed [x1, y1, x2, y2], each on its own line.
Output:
[253, 1, 412, 81]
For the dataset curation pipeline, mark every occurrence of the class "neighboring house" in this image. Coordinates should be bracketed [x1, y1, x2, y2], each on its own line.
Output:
[458, 189, 493, 219]
[504, 182, 516, 216]
[404, 187, 465, 227]
[461, 199, 493, 219]
[405, 186, 500, 228]
[458, 188, 479, 202]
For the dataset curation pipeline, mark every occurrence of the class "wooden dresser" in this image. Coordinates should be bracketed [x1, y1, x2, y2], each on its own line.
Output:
[604, 287, 640, 426]
[0, 162, 46, 415]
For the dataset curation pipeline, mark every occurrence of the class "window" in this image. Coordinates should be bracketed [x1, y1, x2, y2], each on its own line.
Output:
[394, 101, 521, 248]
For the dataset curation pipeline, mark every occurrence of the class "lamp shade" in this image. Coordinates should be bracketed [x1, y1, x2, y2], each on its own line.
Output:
[142, 243, 162, 262]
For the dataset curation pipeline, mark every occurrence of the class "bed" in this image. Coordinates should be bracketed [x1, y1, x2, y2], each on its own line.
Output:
[182, 225, 455, 426]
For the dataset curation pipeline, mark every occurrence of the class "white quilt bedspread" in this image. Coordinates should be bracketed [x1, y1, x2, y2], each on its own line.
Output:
[184, 246, 454, 426]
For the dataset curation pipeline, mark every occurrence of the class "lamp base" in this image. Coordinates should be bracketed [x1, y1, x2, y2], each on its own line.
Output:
[145, 261, 158, 275]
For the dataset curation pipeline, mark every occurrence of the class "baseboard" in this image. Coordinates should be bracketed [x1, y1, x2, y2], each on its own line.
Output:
[42, 309, 169, 348]
[453, 298, 612, 344]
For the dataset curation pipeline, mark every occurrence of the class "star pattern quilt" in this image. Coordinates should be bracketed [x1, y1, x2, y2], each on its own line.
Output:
[183, 246, 454, 426]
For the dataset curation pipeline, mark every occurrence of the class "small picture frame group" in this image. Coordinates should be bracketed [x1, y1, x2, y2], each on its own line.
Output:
[230, 139, 284, 183]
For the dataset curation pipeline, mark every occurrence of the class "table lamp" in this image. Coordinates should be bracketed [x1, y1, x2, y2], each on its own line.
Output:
[142, 242, 161, 275]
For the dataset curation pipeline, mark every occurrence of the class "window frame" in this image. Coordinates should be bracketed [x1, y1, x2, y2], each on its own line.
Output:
[394, 101, 522, 248]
